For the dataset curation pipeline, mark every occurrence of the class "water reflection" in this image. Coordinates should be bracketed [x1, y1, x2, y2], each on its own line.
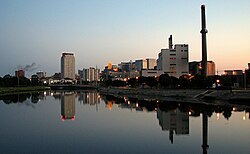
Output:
[0, 91, 250, 153]
[157, 108, 189, 144]
[202, 112, 209, 154]
[78, 92, 100, 105]
[61, 92, 75, 121]
[101, 95, 250, 154]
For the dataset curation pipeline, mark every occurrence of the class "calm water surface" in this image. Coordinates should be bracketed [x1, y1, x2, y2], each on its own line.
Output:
[0, 91, 249, 154]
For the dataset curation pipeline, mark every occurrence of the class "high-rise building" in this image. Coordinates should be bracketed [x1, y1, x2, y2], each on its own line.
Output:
[146, 58, 157, 69]
[61, 53, 75, 80]
[157, 35, 189, 78]
[135, 59, 147, 71]
[119, 61, 133, 72]
[79, 67, 100, 82]
[135, 58, 157, 71]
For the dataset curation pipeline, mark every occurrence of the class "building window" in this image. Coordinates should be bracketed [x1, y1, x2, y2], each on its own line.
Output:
[170, 50, 176, 52]
[148, 72, 157, 73]
[170, 54, 176, 56]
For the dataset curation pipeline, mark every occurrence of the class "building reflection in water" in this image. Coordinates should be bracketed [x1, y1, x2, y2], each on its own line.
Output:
[61, 92, 76, 121]
[157, 108, 189, 144]
[78, 92, 100, 105]
[78, 92, 100, 111]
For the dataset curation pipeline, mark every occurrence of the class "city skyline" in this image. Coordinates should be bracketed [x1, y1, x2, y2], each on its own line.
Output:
[0, 0, 250, 76]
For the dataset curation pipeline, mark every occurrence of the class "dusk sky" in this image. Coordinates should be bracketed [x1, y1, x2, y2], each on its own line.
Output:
[0, 0, 249, 77]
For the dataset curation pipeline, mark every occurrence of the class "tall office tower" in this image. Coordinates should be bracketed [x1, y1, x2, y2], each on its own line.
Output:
[157, 35, 189, 78]
[61, 53, 75, 80]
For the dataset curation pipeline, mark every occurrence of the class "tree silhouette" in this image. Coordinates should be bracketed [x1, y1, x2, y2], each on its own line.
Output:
[145, 77, 158, 89]
[127, 78, 137, 88]
[158, 73, 171, 88]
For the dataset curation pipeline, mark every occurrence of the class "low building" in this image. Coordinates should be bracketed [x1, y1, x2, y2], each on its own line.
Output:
[223, 70, 243, 87]
[15, 70, 25, 77]
[189, 61, 215, 76]
[36, 71, 46, 79]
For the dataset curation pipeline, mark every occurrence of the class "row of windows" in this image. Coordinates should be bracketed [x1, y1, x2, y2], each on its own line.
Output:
[148, 72, 157, 74]
[181, 50, 188, 52]
[165, 72, 176, 74]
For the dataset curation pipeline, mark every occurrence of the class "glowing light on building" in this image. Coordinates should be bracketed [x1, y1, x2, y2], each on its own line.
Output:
[107, 101, 113, 110]
[107, 62, 112, 70]
[216, 113, 220, 120]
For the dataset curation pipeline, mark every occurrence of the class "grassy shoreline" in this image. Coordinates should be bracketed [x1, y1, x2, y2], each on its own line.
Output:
[0, 86, 50, 95]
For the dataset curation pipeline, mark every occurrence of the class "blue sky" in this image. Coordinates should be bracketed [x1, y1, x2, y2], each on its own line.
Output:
[0, 0, 250, 76]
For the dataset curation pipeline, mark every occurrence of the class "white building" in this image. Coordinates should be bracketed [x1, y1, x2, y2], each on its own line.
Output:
[36, 71, 46, 79]
[61, 53, 75, 80]
[157, 35, 189, 78]
[79, 67, 100, 82]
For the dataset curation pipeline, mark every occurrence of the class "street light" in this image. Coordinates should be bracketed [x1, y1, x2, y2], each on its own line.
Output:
[216, 79, 220, 88]
[243, 69, 246, 90]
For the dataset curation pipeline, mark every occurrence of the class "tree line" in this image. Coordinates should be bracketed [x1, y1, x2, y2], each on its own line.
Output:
[102, 74, 233, 89]
[0, 74, 40, 87]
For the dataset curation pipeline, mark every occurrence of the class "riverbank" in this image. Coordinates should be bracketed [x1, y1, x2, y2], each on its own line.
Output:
[0, 86, 50, 95]
[99, 87, 250, 104]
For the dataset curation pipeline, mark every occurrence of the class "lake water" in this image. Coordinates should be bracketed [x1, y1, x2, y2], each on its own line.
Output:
[0, 91, 249, 154]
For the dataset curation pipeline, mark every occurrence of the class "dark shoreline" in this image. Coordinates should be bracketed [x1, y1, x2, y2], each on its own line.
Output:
[99, 87, 250, 104]
[0, 86, 50, 96]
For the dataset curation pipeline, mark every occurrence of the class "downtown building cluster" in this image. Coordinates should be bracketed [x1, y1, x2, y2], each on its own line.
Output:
[103, 34, 216, 81]
[10, 41, 249, 88]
